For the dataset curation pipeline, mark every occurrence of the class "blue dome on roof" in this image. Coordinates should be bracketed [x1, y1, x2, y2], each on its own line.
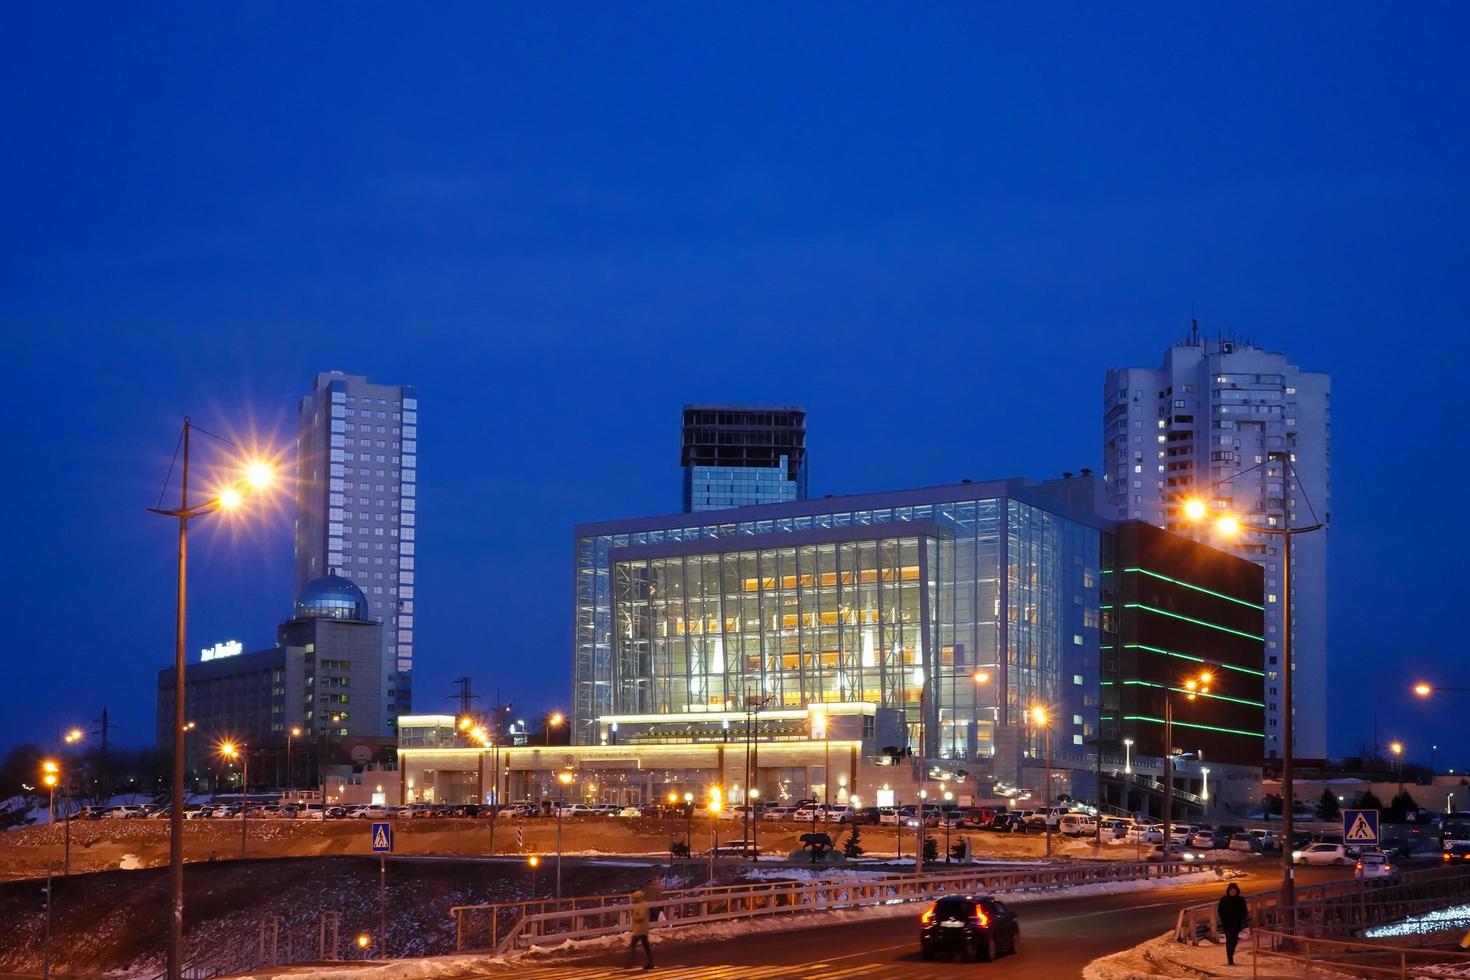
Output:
[295, 573, 370, 621]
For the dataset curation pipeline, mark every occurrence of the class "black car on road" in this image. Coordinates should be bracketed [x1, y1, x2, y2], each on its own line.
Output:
[919, 894, 1020, 962]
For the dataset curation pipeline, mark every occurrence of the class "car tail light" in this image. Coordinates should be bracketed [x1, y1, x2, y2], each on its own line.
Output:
[921, 905, 936, 925]
[1355, 862, 1362, 870]
[1445, 852, 1452, 861]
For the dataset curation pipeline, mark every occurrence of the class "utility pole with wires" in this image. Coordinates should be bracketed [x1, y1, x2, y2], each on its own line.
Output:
[1179, 451, 1326, 928]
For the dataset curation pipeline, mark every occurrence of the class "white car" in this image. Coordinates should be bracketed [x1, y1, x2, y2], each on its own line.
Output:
[791, 806, 821, 823]
[1294, 842, 1352, 866]
[1127, 824, 1164, 844]
[108, 805, 149, 819]
[762, 806, 796, 822]
[1059, 813, 1098, 836]
[616, 806, 641, 818]
[1355, 851, 1393, 879]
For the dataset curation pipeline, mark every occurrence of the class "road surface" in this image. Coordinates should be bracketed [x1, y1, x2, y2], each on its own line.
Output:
[454, 859, 1398, 979]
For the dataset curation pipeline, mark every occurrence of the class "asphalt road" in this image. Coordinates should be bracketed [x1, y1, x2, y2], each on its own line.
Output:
[464, 858, 1444, 979]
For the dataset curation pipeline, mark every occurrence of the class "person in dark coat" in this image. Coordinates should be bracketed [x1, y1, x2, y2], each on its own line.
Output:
[1216, 882, 1249, 965]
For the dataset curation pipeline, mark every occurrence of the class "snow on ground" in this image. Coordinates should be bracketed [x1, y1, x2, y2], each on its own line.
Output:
[1082, 929, 1356, 979]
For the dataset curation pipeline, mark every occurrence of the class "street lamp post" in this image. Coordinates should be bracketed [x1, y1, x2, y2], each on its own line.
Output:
[42, 760, 57, 980]
[915, 789, 927, 871]
[943, 790, 954, 863]
[1184, 469, 1324, 922]
[1390, 741, 1404, 797]
[1123, 738, 1133, 775]
[1029, 708, 1053, 858]
[555, 771, 574, 898]
[1161, 671, 1214, 859]
[286, 727, 301, 795]
[219, 742, 250, 858]
[708, 793, 722, 881]
[546, 712, 564, 746]
[148, 420, 274, 980]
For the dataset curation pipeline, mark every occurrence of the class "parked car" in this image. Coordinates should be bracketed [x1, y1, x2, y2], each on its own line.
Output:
[1228, 833, 1261, 853]
[73, 806, 106, 820]
[761, 806, 796, 822]
[211, 805, 241, 819]
[918, 894, 1020, 962]
[878, 808, 902, 826]
[1059, 813, 1098, 837]
[1294, 842, 1352, 866]
[108, 804, 148, 819]
[1355, 851, 1394, 879]
[986, 813, 1026, 834]
[1126, 823, 1163, 844]
[1099, 818, 1131, 839]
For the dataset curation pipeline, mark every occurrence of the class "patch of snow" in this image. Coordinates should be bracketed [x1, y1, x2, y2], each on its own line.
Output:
[119, 853, 143, 870]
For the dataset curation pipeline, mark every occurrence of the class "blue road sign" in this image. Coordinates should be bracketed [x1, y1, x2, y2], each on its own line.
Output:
[371, 821, 394, 853]
[1343, 808, 1379, 846]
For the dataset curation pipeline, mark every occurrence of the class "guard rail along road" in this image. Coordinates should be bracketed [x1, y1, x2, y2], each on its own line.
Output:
[452, 858, 1226, 955]
[1173, 865, 1470, 944]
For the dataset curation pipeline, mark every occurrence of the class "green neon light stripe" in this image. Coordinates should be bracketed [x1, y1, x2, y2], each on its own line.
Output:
[1122, 604, 1265, 642]
[1116, 567, 1265, 611]
[1122, 679, 1265, 707]
[1123, 644, 1266, 678]
[1124, 715, 1266, 738]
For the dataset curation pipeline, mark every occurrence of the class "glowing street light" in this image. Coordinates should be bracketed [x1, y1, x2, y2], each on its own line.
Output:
[555, 770, 575, 898]
[545, 712, 564, 745]
[1182, 465, 1325, 924]
[1028, 707, 1053, 857]
[972, 671, 990, 685]
[217, 741, 250, 858]
[1123, 737, 1134, 775]
[149, 419, 279, 980]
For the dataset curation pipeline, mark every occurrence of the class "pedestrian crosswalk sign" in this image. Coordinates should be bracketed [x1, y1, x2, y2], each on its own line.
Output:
[371, 821, 394, 853]
[1342, 809, 1378, 845]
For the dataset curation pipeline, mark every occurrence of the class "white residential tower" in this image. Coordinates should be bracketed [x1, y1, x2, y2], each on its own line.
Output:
[1104, 330, 1330, 759]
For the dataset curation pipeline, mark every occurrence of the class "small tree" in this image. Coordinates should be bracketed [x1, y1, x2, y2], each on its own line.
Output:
[1357, 789, 1385, 813]
[922, 835, 939, 863]
[1317, 788, 1340, 821]
[842, 824, 864, 858]
[1387, 791, 1417, 823]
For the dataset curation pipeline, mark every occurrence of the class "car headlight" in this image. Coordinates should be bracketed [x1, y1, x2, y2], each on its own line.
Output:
[1291, 851, 1304, 860]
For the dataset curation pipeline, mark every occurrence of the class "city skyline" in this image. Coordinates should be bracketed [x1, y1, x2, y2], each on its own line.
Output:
[5, 6, 1467, 773]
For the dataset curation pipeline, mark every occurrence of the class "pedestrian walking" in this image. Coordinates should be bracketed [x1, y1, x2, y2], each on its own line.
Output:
[627, 889, 654, 970]
[1216, 882, 1248, 966]
[645, 877, 663, 921]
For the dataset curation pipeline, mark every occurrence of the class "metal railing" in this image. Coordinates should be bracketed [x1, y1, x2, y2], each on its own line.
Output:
[1250, 928, 1470, 978]
[1174, 866, 1470, 944]
[455, 859, 1224, 954]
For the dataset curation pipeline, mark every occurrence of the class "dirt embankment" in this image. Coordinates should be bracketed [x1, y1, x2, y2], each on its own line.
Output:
[0, 854, 707, 977]
[2, 815, 1138, 879]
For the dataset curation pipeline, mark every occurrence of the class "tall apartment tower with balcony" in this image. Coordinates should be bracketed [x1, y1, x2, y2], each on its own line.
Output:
[294, 372, 418, 735]
[1103, 329, 1330, 760]
[681, 404, 808, 512]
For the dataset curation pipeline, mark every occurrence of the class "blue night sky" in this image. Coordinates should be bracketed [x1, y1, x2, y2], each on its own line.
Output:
[3, 5, 1467, 767]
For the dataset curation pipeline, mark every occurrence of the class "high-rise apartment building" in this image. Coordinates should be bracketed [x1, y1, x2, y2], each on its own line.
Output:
[1104, 330, 1330, 759]
[681, 404, 807, 512]
[294, 371, 418, 733]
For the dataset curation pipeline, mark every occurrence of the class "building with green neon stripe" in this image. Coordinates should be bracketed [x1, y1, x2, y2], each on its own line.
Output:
[1103, 521, 1265, 768]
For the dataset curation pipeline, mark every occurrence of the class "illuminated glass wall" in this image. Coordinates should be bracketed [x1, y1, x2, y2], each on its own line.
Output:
[574, 482, 1103, 760]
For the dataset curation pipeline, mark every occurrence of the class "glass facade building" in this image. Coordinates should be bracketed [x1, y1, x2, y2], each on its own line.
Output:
[575, 478, 1108, 763]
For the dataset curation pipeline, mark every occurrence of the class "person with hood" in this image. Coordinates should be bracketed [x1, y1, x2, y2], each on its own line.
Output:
[627, 889, 654, 969]
[644, 877, 664, 921]
[1216, 882, 1249, 966]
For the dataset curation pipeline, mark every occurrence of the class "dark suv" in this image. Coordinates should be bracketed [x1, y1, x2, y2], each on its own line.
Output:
[919, 894, 1020, 962]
